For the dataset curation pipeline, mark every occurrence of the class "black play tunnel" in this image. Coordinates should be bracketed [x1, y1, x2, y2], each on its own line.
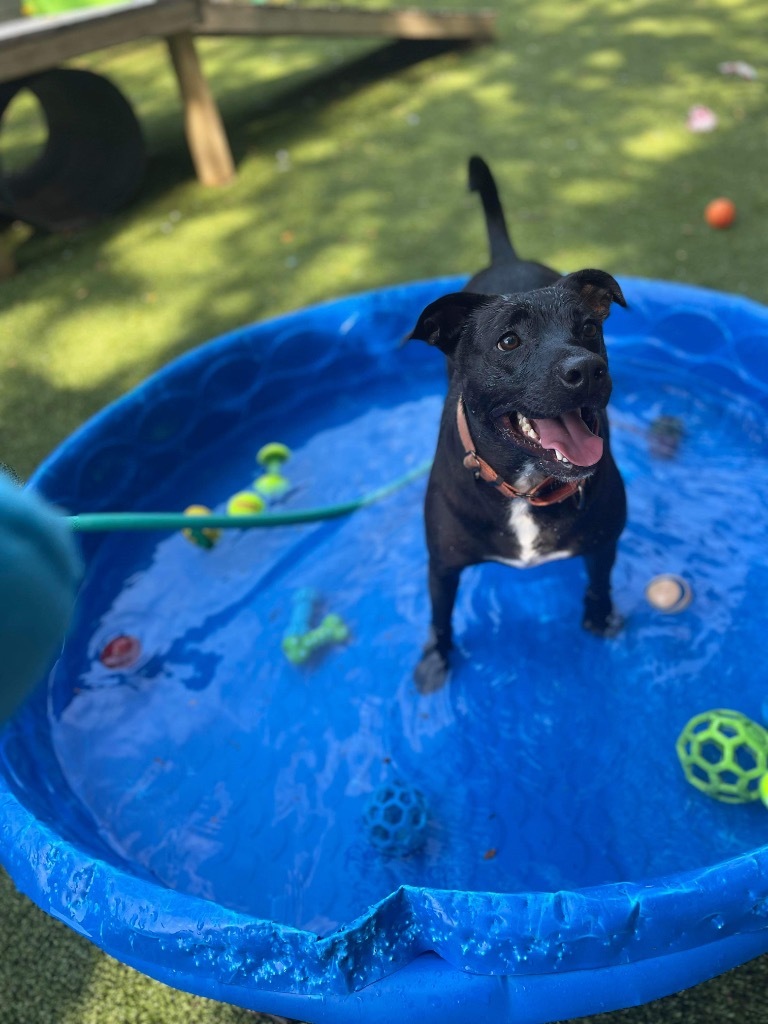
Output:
[0, 67, 145, 231]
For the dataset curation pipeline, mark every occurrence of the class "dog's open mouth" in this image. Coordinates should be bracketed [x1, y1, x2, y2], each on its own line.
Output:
[496, 408, 603, 468]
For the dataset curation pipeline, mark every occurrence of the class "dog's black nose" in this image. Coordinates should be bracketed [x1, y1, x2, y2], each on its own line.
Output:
[557, 353, 609, 399]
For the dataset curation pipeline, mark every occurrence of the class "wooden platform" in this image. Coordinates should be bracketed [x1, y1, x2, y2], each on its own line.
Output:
[0, 0, 495, 188]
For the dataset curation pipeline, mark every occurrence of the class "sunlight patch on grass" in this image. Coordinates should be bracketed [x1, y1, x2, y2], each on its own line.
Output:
[550, 243, 628, 274]
[34, 305, 185, 386]
[622, 126, 697, 163]
[290, 135, 346, 164]
[0, 88, 47, 172]
[557, 178, 636, 206]
[107, 206, 252, 268]
[584, 48, 626, 71]
[624, 15, 718, 38]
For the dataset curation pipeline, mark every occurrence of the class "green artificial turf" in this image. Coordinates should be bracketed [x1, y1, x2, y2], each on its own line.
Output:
[1, 0, 768, 1021]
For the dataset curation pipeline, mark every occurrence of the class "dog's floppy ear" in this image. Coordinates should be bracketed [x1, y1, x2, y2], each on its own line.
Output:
[560, 269, 627, 320]
[405, 292, 490, 356]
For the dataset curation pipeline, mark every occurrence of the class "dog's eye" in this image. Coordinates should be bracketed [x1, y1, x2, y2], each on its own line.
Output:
[497, 333, 521, 351]
[582, 322, 599, 340]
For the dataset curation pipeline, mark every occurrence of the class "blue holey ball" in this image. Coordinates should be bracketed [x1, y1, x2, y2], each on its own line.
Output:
[364, 779, 428, 856]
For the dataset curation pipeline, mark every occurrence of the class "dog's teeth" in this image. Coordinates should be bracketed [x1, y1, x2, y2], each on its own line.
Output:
[516, 413, 540, 442]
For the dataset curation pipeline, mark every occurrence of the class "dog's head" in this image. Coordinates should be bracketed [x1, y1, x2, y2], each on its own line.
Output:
[407, 270, 626, 482]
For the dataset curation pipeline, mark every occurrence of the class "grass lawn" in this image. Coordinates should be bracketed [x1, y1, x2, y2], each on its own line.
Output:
[1, 0, 767, 1021]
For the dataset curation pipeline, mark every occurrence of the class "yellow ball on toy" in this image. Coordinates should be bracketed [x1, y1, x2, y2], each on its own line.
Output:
[182, 505, 220, 549]
[227, 491, 266, 516]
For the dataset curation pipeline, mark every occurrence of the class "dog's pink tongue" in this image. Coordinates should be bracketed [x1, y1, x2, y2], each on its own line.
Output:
[531, 411, 603, 466]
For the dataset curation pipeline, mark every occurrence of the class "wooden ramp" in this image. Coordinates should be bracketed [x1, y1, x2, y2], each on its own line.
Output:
[0, 0, 495, 202]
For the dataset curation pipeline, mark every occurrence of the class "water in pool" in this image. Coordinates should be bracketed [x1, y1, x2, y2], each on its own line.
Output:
[49, 341, 768, 937]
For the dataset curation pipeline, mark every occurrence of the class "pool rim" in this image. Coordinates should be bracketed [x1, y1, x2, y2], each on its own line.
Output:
[3, 274, 768, 1021]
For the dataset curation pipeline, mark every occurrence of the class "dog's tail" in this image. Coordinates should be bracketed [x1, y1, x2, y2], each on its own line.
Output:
[468, 155, 517, 264]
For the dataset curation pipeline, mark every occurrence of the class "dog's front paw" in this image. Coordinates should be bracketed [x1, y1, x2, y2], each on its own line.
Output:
[414, 644, 451, 693]
[582, 608, 624, 638]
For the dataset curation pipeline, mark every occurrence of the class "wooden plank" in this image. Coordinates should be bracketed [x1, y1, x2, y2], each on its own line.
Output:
[0, 0, 493, 85]
[166, 30, 236, 186]
[0, 0, 197, 83]
[195, 3, 496, 42]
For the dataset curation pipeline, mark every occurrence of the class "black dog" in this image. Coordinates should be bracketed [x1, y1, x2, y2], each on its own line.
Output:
[407, 156, 627, 693]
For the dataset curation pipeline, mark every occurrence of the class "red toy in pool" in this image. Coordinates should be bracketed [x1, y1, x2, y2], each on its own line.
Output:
[99, 634, 142, 669]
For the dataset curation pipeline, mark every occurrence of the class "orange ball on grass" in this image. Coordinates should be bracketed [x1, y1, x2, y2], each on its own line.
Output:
[704, 197, 737, 229]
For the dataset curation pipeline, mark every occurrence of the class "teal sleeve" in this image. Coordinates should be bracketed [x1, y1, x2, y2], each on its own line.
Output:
[0, 474, 82, 721]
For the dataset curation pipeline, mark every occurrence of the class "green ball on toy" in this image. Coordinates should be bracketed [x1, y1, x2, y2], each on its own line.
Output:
[254, 472, 290, 499]
[676, 709, 768, 803]
[255, 442, 291, 500]
[257, 442, 291, 469]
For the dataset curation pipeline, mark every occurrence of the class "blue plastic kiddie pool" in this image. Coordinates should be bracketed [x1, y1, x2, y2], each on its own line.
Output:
[2, 276, 768, 1023]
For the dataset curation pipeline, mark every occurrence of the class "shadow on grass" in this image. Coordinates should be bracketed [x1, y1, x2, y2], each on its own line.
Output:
[144, 38, 475, 194]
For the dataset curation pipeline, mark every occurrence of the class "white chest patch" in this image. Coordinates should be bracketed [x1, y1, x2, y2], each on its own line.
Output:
[486, 501, 573, 569]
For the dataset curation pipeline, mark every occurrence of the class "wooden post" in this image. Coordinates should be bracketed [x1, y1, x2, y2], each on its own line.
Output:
[166, 31, 236, 187]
